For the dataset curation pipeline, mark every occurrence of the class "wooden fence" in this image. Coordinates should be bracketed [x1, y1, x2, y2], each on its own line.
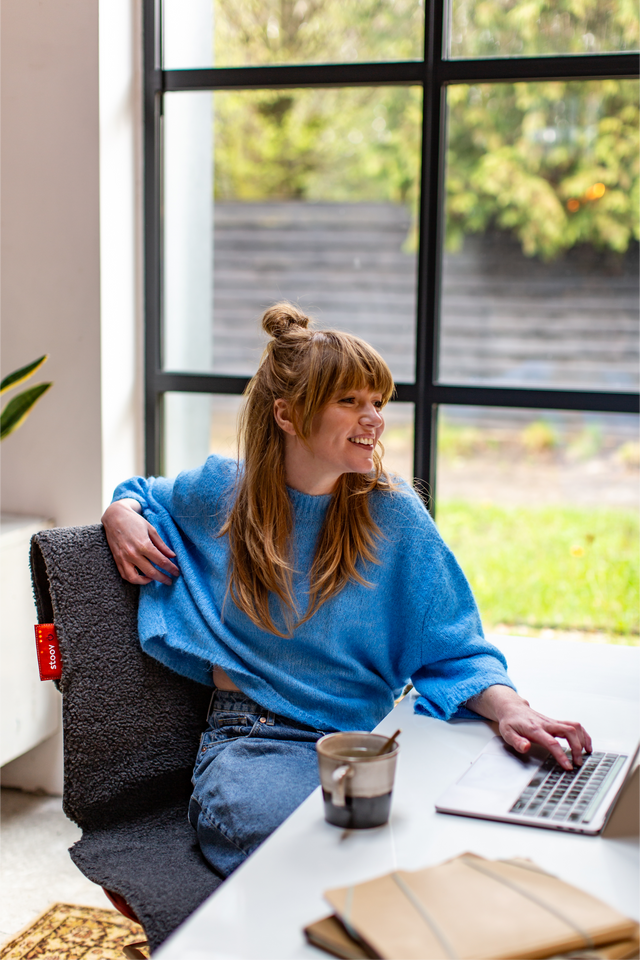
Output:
[210, 201, 639, 397]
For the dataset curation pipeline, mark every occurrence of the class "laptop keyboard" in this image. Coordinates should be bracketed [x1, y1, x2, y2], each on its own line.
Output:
[509, 751, 626, 824]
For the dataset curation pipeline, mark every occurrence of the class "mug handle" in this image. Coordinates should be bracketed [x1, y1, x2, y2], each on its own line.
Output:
[331, 764, 353, 807]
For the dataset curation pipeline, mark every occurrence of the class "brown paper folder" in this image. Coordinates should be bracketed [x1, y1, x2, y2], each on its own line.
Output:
[550, 941, 639, 959]
[304, 915, 374, 959]
[304, 916, 639, 960]
[322, 854, 639, 960]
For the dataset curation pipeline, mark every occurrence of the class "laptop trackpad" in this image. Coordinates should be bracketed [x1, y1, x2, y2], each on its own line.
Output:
[437, 737, 546, 814]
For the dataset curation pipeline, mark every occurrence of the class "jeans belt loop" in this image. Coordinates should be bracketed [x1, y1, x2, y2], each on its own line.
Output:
[266, 710, 275, 726]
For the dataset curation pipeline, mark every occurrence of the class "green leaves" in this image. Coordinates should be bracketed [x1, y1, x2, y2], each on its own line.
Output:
[449, 0, 639, 58]
[0, 355, 48, 395]
[445, 79, 640, 259]
[210, 1, 423, 216]
[0, 356, 52, 441]
[209, 0, 639, 261]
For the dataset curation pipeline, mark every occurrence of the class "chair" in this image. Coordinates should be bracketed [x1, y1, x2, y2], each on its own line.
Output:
[30, 524, 222, 953]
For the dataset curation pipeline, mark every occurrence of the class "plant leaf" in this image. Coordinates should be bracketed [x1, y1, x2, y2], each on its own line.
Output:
[1, 355, 48, 395]
[0, 383, 53, 440]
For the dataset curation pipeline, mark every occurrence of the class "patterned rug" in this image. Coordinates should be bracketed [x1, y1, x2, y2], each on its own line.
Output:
[0, 903, 148, 959]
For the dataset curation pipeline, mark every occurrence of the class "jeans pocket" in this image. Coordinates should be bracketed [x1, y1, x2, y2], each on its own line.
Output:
[199, 711, 258, 756]
[193, 712, 259, 783]
[212, 711, 257, 737]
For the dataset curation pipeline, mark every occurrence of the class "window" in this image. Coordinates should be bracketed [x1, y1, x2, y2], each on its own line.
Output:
[144, 0, 639, 643]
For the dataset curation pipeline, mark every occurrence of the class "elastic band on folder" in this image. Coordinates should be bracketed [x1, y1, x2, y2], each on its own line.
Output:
[390, 872, 460, 960]
[460, 856, 595, 950]
[341, 886, 358, 941]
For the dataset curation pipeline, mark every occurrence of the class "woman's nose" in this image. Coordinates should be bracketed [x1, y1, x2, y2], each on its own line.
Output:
[360, 404, 383, 425]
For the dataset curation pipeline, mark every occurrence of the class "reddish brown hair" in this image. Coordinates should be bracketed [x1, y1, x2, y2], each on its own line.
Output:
[221, 302, 395, 636]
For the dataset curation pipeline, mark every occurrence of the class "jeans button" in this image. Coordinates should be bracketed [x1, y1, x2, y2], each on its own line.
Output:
[259, 717, 267, 723]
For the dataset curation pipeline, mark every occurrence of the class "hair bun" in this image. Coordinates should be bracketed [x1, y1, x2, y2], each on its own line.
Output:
[262, 302, 311, 339]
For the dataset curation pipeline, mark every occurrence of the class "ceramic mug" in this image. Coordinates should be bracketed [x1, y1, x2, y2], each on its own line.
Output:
[316, 732, 399, 829]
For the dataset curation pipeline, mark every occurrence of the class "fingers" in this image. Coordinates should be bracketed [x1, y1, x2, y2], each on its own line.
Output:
[538, 717, 592, 768]
[501, 712, 592, 771]
[131, 555, 175, 586]
[118, 560, 153, 585]
[104, 514, 180, 584]
[539, 731, 574, 771]
[507, 731, 532, 754]
[138, 537, 180, 577]
[111, 539, 178, 586]
[559, 721, 591, 766]
[148, 526, 179, 565]
[502, 724, 571, 770]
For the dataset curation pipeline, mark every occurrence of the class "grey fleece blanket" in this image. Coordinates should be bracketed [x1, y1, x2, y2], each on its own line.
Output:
[30, 524, 222, 952]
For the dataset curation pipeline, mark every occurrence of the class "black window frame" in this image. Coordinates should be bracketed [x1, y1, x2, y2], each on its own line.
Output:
[143, 0, 639, 506]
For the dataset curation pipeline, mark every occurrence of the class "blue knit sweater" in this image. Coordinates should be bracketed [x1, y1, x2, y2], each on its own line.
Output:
[113, 456, 514, 732]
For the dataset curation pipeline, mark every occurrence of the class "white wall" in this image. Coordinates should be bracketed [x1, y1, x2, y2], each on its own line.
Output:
[0, 0, 143, 793]
[1, 0, 103, 526]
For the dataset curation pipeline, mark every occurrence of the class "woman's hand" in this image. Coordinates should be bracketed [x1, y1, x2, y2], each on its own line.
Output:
[102, 499, 180, 586]
[466, 684, 592, 771]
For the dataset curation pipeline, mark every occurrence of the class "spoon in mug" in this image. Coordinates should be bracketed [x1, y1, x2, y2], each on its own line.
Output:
[376, 729, 401, 755]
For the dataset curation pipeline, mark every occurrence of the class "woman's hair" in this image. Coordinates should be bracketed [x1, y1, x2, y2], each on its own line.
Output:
[221, 301, 396, 637]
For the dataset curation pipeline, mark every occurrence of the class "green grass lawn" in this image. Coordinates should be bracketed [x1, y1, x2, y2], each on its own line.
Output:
[436, 502, 639, 640]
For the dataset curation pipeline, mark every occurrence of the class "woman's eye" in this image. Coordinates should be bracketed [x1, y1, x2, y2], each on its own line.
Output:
[339, 397, 355, 404]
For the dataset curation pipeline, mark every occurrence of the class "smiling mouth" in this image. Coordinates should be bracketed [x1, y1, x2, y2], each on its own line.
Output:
[349, 437, 375, 446]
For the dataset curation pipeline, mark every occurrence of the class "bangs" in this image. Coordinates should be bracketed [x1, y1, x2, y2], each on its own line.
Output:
[332, 336, 395, 403]
[299, 330, 395, 436]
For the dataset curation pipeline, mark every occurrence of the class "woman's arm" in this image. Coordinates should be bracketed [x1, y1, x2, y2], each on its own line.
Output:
[466, 684, 592, 771]
[102, 498, 180, 586]
[400, 498, 592, 771]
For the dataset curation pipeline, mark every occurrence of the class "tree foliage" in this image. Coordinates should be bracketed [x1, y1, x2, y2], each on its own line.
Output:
[210, 0, 639, 259]
[213, 0, 423, 209]
[450, 0, 639, 58]
[213, 0, 423, 66]
[446, 80, 639, 257]
[214, 86, 422, 207]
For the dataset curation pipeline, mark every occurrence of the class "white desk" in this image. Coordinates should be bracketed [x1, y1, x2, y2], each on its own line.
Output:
[156, 637, 639, 960]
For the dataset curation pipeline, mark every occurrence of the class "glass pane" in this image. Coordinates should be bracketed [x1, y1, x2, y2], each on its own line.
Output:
[440, 80, 640, 393]
[162, 0, 214, 71]
[162, 0, 424, 69]
[436, 406, 639, 644]
[164, 393, 414, 483]
[382, 402, 414, 483]
[164, 393, 242, 476]
[163, 87, 421, 383]
[448, 0, 639, 59]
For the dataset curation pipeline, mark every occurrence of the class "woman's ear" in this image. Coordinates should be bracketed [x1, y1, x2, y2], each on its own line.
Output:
[273, 399, 297, 436]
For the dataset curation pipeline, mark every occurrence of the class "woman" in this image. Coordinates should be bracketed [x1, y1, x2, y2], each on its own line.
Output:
[102, 303, 591, 878]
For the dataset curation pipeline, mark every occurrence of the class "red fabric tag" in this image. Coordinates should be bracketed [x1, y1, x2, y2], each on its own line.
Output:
[35, 624, 62, 680]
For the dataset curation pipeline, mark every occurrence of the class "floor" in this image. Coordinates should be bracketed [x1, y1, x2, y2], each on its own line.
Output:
[0, 787, 112, 947]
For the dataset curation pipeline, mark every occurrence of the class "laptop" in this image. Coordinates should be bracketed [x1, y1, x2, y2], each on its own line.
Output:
[435, 735, 639, 835]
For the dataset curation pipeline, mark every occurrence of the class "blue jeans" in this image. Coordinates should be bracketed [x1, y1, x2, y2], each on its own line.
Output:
[189, 690, 328, 877]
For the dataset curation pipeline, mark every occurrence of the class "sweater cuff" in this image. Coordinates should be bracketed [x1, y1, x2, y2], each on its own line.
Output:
[413, 677, 517, 722]
[111, 492, 147, 511]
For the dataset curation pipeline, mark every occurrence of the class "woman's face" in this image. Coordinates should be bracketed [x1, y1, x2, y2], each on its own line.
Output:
[275, 386, 386, 495]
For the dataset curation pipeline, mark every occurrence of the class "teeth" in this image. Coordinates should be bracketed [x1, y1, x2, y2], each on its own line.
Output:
[349, 437, 374, 445]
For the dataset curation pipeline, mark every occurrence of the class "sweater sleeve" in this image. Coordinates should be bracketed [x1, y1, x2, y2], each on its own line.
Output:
[108, 458, 240, 688]
[112, 473, 174, 511]
[403, 500, 515, 721]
